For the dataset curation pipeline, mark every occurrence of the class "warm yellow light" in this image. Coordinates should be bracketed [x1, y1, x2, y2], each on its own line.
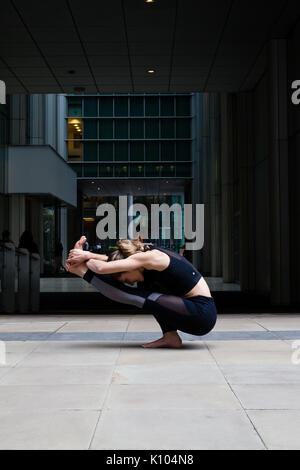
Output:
[145, 0, 155, 3]
[147, 69, 155, 74]
[83, 218, 95, 222]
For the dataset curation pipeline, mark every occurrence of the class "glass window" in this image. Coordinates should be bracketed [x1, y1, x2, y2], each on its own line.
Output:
[84, 98, 98, 117]
[99, 164, 113, 177]
[115, 120, 128, 139]
[130, 119, 144, 139]
[99, 120, 113, 139]
[68, 118, 82, 140]
[84, 142, 98, 161]
[70, 164, 82, 177]
[130, 164, 144, 177]
[99, 142, 113, 161]
[161, 165, 176, 177]
[115, 142, 128, 161]
[176, 119, 191, 138]
[176, 96, 191, 116]
[68, 97, 82, 117]
[176, 142, 191, 161]
[161, 119, 174, 138]
[145, 119, 159, 138]
[115, 164, 129, 177]
[145, 164, 161, 177]
[160, 97, 174, 116]
[84, 120, 97, 139]
[99, 97, 113, 116]
[145, 142, 159, 161]
[115, 97, 128, 116]
[145, 96, 159, 116]
[161, 142, 175, 161]
[176, 163, 192, 177]
[130, 142, 144, 161]
[84, 164, 98, 177]
[68, 141, 82, 161]
[130, 96, 144, 116]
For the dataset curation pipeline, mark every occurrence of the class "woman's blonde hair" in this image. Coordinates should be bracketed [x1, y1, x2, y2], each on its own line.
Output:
[108, 238, 150, 261]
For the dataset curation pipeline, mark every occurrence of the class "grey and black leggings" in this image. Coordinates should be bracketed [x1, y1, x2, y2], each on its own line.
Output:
[83, 269, 217, 336]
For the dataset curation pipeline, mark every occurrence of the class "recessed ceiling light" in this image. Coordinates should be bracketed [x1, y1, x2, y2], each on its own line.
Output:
[147, 69, 155, 74]
[145, 0, 155, 3]
[91, 181, 95, 184]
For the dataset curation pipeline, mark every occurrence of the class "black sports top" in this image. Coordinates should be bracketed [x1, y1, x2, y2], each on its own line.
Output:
[141, 246, 202, 296]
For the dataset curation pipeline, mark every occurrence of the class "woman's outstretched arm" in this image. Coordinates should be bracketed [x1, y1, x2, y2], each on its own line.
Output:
[86, 251, 154, 274]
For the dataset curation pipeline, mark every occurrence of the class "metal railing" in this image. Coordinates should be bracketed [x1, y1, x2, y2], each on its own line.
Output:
[0, 243, 40, 313]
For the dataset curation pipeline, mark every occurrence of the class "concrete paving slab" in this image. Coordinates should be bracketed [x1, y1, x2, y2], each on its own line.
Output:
[91, 409, 265, 450]
[112, 363, 227, 385]
[0, 365, 114, 386]
[220, 364, 300, 384]
[0, 410, 99, 450]
[104, 384, 242, 411]
[232, 384, 300, 410]
[247, 410, 300, 450]
[0, 384, 108, 411]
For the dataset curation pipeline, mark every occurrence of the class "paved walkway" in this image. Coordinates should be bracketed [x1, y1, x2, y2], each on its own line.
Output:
[0, 313, 299, 450]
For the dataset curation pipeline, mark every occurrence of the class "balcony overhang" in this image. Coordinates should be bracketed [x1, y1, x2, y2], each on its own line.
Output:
[6, 145, 77, 207]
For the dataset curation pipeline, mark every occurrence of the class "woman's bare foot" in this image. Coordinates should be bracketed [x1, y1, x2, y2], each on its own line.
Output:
[74, 236, 86, 250]
[66, 261, 88, 278]
[142, 331, 182, 349]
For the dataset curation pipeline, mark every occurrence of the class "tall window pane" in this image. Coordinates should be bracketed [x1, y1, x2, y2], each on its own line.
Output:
[145, 96, 159, 116]
[161, 142, 175, 161]
[115, 120, 128, 139]
[161, 119, 174, 138]
[84, 98, 98, 117]
[99, 142, 113, 161]
[176, 96, 190, 116]
[160, 97, 174, 116]
[130, 142, 144, 161]
[145, 142, 159, 161]
[176, 142, 191, 161]
[99, 164, 113, 177]
[130, 119, 144, 139]
[145, 119, 159, 138]
[176, 119, 191, 138]
[99, 120, 113, 139]
[99, 97, 113, 116]
[84, 164, 98, 177]
[115, 142, 128, 161]
[130, 164, 144, 177]
[130, 97, 144, 116]
[84, 120, 97, 139]
[68, 97, 82, 117]
[115, 97, 128, 116]
[84, 142, 98, 161]
[115, 164, 128, 177]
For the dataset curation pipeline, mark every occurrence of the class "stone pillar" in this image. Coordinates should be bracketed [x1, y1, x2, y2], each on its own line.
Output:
[237, 92, 256, 292]
[268, 39, 290, 305]
[220, 93, 235, 283]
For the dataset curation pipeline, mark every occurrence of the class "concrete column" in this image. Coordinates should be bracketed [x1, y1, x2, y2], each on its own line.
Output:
[29, 95, 45, 145]
[237, 92, 256, 292]
[209, 93, 222, 277]
[57, 95, 68, 160]
[127, 195, 134, 240]
[220, 93, 235, 283]
[268, 39, 290, 305]
[9, 95, 27, 145]
[9, 194, 25, 245]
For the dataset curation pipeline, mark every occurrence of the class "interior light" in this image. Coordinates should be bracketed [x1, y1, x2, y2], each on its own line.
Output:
[147, 69, 155, 74]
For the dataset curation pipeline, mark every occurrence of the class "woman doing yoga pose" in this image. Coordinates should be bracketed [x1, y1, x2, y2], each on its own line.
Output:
[66, 236, 217, 349]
